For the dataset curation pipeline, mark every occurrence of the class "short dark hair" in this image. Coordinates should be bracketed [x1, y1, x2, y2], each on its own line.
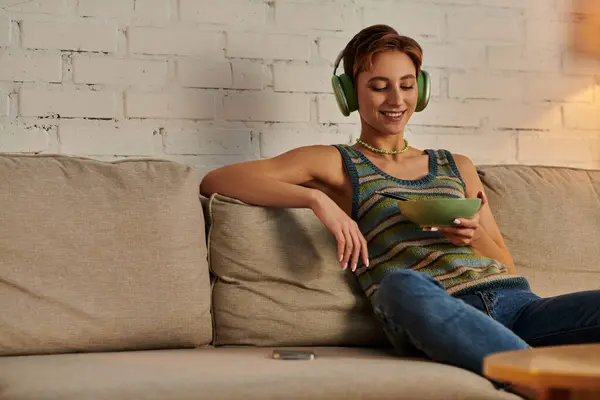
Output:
[342, 24, 423, 82]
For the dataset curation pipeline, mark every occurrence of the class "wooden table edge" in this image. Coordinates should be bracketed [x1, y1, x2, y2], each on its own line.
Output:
[484, 354, 600, 391]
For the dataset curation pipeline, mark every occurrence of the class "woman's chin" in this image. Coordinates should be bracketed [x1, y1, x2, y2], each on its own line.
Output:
[360, 117, 406, 136]
[378, 123, 405, 135]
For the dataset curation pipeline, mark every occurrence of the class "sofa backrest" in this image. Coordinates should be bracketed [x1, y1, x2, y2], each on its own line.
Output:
[2, 154, 596, 354]
[478, 165, 600, 298]
[206, 165, 600, 347]
[0, 154, 213, 356]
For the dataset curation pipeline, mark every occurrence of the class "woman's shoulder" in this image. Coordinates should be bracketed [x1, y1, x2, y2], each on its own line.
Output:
[279, 144, 351, 196]
[427, 148, 475, 170]
[274, 143, 347, 176]
[280, 143, 346, 161]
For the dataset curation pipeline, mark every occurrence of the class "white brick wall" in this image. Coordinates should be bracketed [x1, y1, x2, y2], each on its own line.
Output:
[518, 133, 599, 166]
[0, 53, 62, 83]
[0, 19, 11, 47]
[163, 128, 253, 155]
[260, 130, 351, 158]
[77, 0, 171, 20]
[72, 56, 167, 86]
[3, 0, 69, 14]
[21, 21, 118, 53]
[226, 32, 310, 61]
[59, 123, 155, 156]
[363, 3, 445, 40]
[0, 123, 51, 153]
[488, 45, 562, 73]
[273, 64, 332, 93]
[180, 0, 266, 26]
[0, 91, 8, 117]
[0, 0, 598, 174]
[125, 90, 215, 120]
[274, 2, 350, 32]
[223, 92, 310, 122]
[449, 73, 523, 100]
[447, 8, 523, 42]
[19, 88, 117, 118]
[128, 27, 221, 57]
[177, 60, 232, 89]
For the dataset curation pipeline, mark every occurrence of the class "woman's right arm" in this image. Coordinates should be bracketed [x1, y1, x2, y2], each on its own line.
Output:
[199, 145, 326, 210]
[199, 145, 369, 271]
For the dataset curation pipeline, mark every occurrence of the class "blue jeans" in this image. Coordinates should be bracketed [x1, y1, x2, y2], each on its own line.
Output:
[372, 269, 600, 377]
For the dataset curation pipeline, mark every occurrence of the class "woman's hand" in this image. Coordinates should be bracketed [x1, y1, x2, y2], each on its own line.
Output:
[423, 191, 487, 247]
[310, 191, 369, 271]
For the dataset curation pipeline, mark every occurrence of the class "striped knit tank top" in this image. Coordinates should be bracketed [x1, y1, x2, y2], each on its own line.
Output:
[333, 144, 529, 301]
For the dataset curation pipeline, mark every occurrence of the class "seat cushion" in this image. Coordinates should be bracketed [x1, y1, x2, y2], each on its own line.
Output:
[0, 154, 212, 356]
[479, 165, 600, 297]
[205, 194, 388, 347]
[0, 347, 520, 400]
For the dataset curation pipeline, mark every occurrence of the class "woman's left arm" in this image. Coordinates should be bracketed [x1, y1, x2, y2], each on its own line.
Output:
[432, 154, 516, 274]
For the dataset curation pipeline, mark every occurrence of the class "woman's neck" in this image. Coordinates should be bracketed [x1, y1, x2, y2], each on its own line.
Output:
[357, 128, 407, 154]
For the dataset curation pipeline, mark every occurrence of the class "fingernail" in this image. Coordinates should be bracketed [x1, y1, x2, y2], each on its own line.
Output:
[352, 264, 356, 272]
[342, 262, 347, 270]
[366, 259, 370, 268]
[422, 227, 430, 232]
[454, 219, 461, 225]
[339, 255, 343, 262]
[430, 227, 439, 232]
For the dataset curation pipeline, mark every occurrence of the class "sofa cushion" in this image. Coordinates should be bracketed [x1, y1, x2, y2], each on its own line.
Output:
[479, 165, 600, 297]
[0, 154, 212, 356]
[0, 347, 520, 400]
[206, 194, 388, 347]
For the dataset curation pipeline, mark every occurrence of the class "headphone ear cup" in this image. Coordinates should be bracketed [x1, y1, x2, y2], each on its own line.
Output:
[331, 75, 350, 116]
[338, 73, 358, 113]
[416, 70, 431, 113]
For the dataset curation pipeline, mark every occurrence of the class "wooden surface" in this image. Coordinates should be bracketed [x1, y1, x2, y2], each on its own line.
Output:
[484, 344, 600, 391]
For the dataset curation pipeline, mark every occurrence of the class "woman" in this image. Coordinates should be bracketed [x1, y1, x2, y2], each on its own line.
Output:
[200, 24, 600, 394]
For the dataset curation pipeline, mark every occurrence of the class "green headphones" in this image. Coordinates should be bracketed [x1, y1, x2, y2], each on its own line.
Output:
[331, 50, 431, 117]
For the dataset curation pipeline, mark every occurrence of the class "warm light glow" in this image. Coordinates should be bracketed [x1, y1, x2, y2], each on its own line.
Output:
[572, 0, 600, 58]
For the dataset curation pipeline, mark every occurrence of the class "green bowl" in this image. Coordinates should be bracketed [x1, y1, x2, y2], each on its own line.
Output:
[396, 198, 482, 227]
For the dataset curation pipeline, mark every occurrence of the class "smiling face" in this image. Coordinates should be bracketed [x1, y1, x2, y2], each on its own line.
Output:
[355, 50, 419, 136]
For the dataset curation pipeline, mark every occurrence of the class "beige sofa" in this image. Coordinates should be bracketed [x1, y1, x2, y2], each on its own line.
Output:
[0, 153, 598, 400]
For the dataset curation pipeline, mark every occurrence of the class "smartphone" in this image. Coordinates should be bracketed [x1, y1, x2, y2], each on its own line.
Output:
[272, 350, 315, 360]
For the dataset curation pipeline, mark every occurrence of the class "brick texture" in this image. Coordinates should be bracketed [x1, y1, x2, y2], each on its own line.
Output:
[2, 0, 69, 14]
[125, 90, 215, 120]
[21, 21, 118, 52]
[19, 88, 116, 118]
[224, 92, 310, 122]
[0, 124, 50, 153]
[180, 0, 265, 25]
[128, 27, 220, 56]
[73, 56, 167, 86]
[0, 0, 596, 170]
[226, 32, 310, 61]
[78, 0, 170, 20]
[0, 53, 62, 83]
[363, 3, 445, 40]
[59, 124, 155, 155]
[164, 128, 252, 155]
[0, 19, 10, 47]
[275, 2, 348, 31]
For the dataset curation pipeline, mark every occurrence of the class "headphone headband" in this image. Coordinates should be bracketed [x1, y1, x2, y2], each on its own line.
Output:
[333, 50, 344, 75]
